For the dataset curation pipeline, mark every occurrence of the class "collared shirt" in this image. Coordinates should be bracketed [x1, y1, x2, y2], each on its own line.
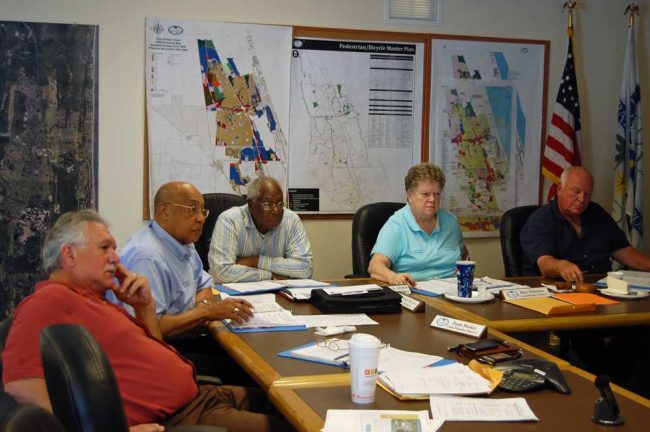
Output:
[520, 199, 630, 275]
[208, 205, 313, 283]
[108, 221, 212, 316]
[371, 205, 464, 280]
[3, 281, 198, 425]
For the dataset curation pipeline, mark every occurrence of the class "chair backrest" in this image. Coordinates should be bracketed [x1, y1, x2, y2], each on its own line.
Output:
[351, 202, 404, 277]
[196, 193, 247, 271]
[40, 323, 129, 432]
[499, 205, 540, 277]
[0, 317, 13, 390]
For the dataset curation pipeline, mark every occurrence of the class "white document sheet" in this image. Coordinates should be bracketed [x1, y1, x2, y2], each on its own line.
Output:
[429, 395, 538, 421]
[323, 409, 442, 432]
[379, 363, 492, 395]
[377, 347, 442, 373]
[221, 280, 285, 293]
[220, 293, 284, 313]
[292, 314, 378, 328]
[414, 278, 457, 295]
[322, 284, 383, 295]
[280, 279, 331, 287]
[227, 310, 299, 329]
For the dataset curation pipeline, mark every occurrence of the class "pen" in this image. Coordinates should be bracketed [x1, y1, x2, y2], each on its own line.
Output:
[333, 353, 350, 361]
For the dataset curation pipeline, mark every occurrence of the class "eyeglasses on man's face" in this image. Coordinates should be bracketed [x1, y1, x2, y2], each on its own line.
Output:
[257, 201, 284, 211]
[169, 203, 210, 218]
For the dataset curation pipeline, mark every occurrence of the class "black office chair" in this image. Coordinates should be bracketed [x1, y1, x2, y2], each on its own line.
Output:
[499, 205, 540, 277]
[0, 317, 13, 391]
[40, 324, 225, 432]
[347, 202, 404, 278]
[196, 193, 247, 271]
[0, 389, 66, 432]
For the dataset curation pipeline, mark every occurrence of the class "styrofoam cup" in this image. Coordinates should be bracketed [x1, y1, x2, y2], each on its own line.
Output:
[349, 333, 381, 404]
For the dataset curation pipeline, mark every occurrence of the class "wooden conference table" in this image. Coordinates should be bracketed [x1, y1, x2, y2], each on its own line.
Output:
[413, 275, 650, 332]
[208, 280, 650, 431]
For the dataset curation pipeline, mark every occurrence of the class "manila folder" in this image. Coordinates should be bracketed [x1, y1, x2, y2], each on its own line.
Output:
[504, 297, 595, 315]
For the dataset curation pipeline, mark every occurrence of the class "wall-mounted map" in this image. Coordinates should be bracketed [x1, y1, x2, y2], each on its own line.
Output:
[429, 37, 547, 237]
[146, 18, 291, 205]
[288, 38, 424, 213]
[0, 21, 98, 317]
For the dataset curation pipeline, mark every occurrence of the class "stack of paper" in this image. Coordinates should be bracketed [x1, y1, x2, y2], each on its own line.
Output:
[222, 293, 304, 332]
[281, 342, 442, 370]
[323, 410, 441, 432]
[413, 277, 525, 297]
[292, 314, 379, 328]
[378, 363, 493, 397]
[429, 395, 538, 422]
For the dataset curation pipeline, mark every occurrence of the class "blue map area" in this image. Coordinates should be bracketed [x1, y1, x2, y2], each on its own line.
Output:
[493, 52, 509, 79]
[485, 86, 513, 157]
[516, 94, 526, 151]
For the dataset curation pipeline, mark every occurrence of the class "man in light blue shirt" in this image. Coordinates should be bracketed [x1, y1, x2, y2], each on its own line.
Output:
[369, 163, 464, 286]
[110, 181, 253, 338]
[209, 176, 313, 283]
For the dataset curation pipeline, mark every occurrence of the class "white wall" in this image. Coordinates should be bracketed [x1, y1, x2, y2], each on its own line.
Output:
[3, 0, 649, 279]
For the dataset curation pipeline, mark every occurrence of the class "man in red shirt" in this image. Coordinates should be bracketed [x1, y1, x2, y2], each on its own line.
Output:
[2, 209, 289, 432]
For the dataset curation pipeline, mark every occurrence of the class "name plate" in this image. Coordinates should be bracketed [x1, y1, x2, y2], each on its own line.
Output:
[500, 287, 550, 299]
[400, 294, 424, 312]
[387, 284, 412, 295]
[430, 314, 486, 337]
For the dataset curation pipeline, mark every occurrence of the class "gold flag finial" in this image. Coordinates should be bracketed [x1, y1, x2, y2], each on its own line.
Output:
[562, 1, 578, 36]
[624, 3, 640, 28]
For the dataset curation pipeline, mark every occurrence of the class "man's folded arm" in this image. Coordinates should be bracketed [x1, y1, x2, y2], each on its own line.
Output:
[263, 221, 313, 278]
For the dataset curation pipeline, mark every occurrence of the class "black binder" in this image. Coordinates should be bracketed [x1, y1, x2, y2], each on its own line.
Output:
[310, 287, 402, 314]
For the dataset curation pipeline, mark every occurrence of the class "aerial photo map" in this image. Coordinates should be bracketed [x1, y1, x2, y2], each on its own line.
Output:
[0, 21, 98, 317]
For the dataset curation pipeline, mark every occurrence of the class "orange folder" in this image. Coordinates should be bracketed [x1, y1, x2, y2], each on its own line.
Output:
[552, 293, 618, 306]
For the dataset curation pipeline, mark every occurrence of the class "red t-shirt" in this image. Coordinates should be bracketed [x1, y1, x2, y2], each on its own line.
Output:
[2, 281, 199, 425]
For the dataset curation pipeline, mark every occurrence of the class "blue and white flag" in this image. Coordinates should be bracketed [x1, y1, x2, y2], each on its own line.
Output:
[612, 25, 643, 248]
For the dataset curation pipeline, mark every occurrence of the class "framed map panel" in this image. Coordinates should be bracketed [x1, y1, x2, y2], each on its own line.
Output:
[428, 35, 548, 237]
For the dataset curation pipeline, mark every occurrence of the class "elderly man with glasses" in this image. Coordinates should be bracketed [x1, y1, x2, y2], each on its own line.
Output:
[209, 176, 313, 283]
[107, 181, 254, 378]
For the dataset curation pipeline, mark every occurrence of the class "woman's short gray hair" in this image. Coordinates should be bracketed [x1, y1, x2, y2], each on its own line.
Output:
[404, 163, 446, 192]
[42, 209, 109, 273]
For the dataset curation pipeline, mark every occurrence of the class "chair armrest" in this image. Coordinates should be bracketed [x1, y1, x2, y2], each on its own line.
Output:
[197, 375, 223, 386]
[344, 273, 369, 279]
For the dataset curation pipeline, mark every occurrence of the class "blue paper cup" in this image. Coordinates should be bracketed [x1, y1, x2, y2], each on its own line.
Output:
[456, 260, 475, 298]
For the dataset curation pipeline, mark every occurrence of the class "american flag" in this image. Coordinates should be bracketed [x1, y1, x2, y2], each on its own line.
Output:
[541, 32, 582, 201]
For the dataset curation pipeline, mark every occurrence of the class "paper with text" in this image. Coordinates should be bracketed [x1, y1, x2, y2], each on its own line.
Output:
[429, 395, 538, 421]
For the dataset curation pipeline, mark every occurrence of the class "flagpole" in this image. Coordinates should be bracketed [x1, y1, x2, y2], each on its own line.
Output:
[624, 3, 639, 28]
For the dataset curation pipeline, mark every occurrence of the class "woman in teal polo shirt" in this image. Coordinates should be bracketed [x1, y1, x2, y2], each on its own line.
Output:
[368, 163, 464, 287]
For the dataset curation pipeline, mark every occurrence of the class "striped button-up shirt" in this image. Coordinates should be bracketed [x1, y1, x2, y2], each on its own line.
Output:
[208, 205, 313, 283]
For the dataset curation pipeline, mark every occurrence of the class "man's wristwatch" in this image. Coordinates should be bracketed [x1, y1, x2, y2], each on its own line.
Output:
[195, 299, 211, 307]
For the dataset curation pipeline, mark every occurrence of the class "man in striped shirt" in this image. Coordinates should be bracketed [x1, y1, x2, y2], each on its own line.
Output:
[209, 176, 313, 283]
